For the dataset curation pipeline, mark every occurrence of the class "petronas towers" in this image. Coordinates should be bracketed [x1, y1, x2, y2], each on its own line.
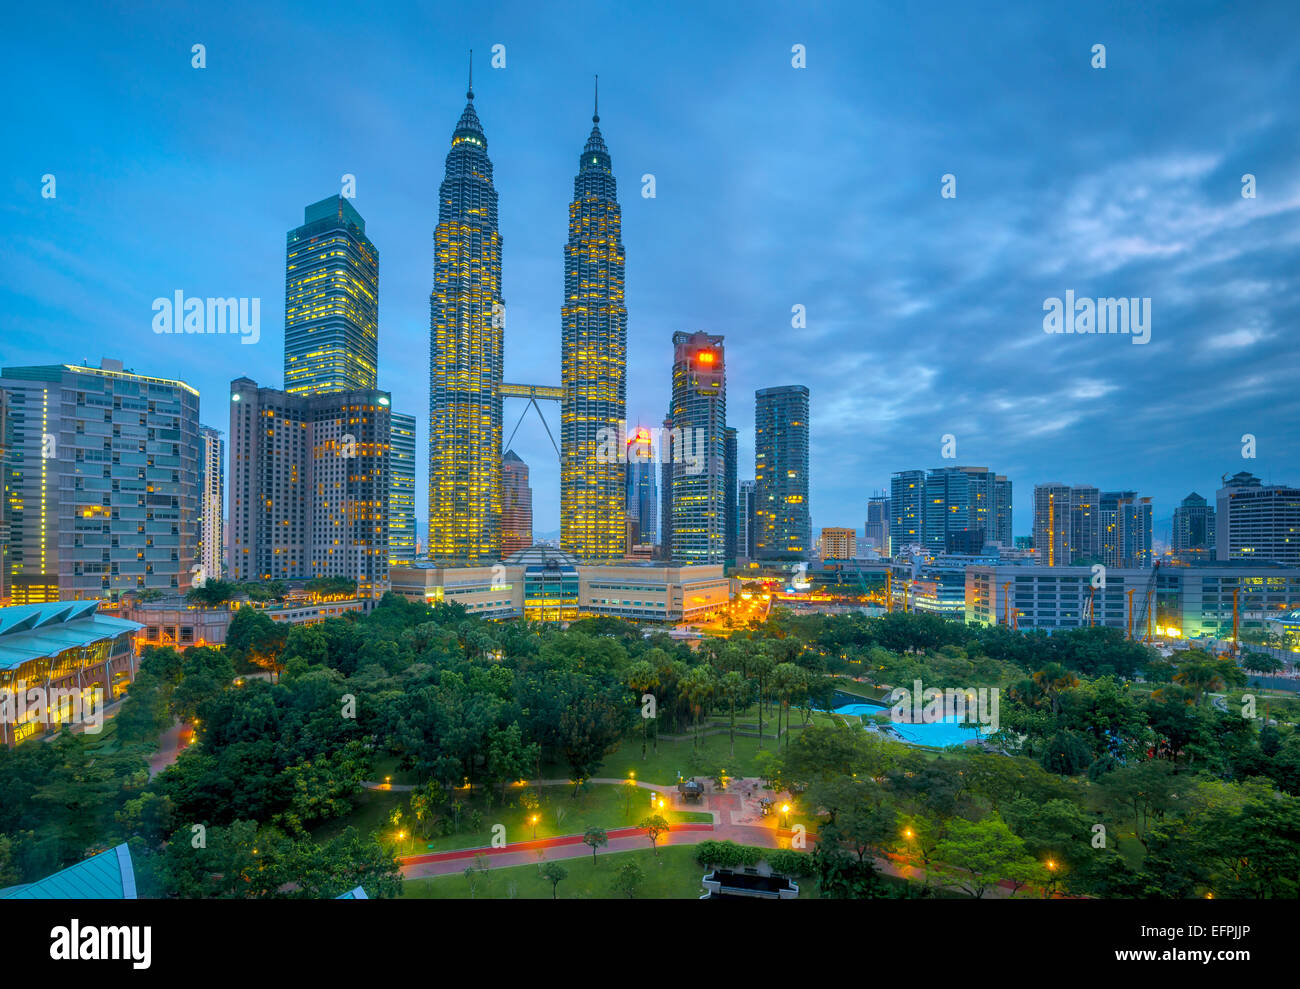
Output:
[428, 68, 627, 562]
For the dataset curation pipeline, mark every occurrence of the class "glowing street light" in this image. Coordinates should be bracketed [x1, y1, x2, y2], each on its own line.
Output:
[531, 814, 540, 840]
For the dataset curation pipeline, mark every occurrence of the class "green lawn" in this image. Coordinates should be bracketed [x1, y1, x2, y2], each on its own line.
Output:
[312, 782, 710, 853]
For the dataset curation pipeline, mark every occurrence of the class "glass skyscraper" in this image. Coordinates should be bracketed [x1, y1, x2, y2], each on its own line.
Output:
[561, 89, 627, 560]
[625, 427, 658, 547]
[668, 332, 727, 564]
[284, 196, 379, 396]
[428, 74, 504, 563]
[754, 385, 810, 562]
[502, 449, 533, 556]
[388, 412, 416, 566]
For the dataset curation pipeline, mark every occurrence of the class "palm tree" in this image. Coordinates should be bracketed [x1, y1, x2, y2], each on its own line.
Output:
[718, 669, 750, 759]
[681, 665, 717, 750]
[625, 660, 660, 758]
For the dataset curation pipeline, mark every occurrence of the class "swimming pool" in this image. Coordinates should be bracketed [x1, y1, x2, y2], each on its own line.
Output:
[831, 703, 985, 748]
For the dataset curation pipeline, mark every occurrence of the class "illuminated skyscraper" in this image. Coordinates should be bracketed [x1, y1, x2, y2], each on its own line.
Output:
[428, 66, 504, 562]
[754, 385, 810, 563]
[668, 332, 727, 565]
[388, 413, 416, 566]
[625, 427, 658, 547]
[502, 449, 533, 556]
[284, 196, 379, 396]
[561, 82, 627, 560]
[198, 425, 225, 582]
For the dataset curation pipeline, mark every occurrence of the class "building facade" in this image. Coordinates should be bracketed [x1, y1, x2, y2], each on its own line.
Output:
[388, 412, 416, 566]
[198, 425, 224, 583]
[1216, 472, 1300, 565]
[0, 360, 200, 603]
[754, 385, 810, 563]
[227, 377, 390, 592]
[737, 479, 757, 560]
[866, 493, 890, 557]
[890, 470, 925, 557]
[560, 97, 627, 561]
[1173, 491, 1215, 557]
[625, 427, 658, 548]
[428, 77, 504, 563]
[821, 527, 856, 560]
[668, 333, 728, 565]
[501, 449, 533, 556]
[283, 196, 379, 396]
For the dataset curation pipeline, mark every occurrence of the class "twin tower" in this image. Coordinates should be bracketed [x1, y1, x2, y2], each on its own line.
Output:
[428, 68, 627, 563]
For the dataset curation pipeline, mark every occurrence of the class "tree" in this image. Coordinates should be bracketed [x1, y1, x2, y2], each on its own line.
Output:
[583, 826, 609, 863]
[933, 816, 1039, 899]
[717, 669, 751, 759]
[638, 814, 671, 855]
[558, 692, 629, 794]
[612, 860, 644, 898]
[680, 664, 716, 750]
[625, 660, 660, 758]
[539, 861, 568, 899]
[224, 607, 288, 680]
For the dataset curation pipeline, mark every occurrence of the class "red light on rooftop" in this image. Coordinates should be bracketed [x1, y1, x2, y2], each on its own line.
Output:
[697, 351, 715, 364]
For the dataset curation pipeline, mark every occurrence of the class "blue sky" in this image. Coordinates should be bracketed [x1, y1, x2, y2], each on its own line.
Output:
[4, 0, 1299, 542]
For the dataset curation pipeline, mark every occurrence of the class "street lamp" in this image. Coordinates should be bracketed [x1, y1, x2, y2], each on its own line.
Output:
[780, 803, 790, 828]
[531, 814, 540, 840]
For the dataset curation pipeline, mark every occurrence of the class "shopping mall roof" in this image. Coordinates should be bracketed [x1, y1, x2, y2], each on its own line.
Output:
[503, 545, 580, 569]
[0, 600, 143, 672]
[0, 843, 137, 899]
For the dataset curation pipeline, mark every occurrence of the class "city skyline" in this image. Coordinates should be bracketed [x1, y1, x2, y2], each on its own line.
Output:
[5, 1, 1299, 544]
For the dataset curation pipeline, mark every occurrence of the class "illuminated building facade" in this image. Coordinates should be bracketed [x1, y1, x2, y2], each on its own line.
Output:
[428, 73, 504, 563]
[1216, 472, 1300, 565]
[890, 471, 925, 556]
[754, 385, 810, 563]
[668, 332, 727, 565]
[0, 360, 200, 603]
[866, 493, 890, 556]
[284, 196, 379, 396]
[724, 426, 738, 566]
[737, 479, 757, 559]
[821, 527, 856, 560]
[501, 449, 533, 556]
[561, 90, 627, 560]
[388, 412, 416, 566]
[625, 428, 658, 547]
[198, 425, 224, 582]
[1172, 491, 1215, 557]
[228, 377, 390, 592]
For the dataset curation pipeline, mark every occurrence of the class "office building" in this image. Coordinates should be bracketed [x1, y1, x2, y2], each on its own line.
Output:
[625, 427, 658, 548]
[754, 385, 810, 562]
[1032, 483, 1072, 567]
[890, 470, 926, 556]
[1101, 490, 1153, 568]
[388, 412, 416, 566]
[723, 425, 738, 566]
[0, 360, 200, 603]
[1216, 471, 1300, 565]
[667, 333, 728, 564]
[501, 449, 533, 557]
[283, 196, 379, 397]
[737, 479, 757, 559]
[428, 72, 504, 563]
[1172, 491, 1215, 557]
[561, 90, 627, 560]
[866, 493, 890, 557]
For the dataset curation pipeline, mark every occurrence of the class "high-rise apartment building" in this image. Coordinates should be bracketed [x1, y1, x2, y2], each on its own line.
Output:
[283, 196, 379, 396]
[1069, 485, 1102, 563]
[866, 493, 891, 556]
[561, 91, 627, 561]
[737, 479, 757, 559]
[1216, 471, 1300, 565]
[428, 74, 504, 563]
[1100, 490, 1153, 568]
[890, 470, 926, 556]
[754, 385, 810, 562]
[723, 425, 738, 566]
[668, 333, 727, 565]
[0, 360, 200, 603]
[388, 412, 416, 566]
[228, 377, 389, 592]
[198, 425, 224, 582]
[821, 527, 856, 560]
[1033, 483, 1073, 566]
[501, 449, 533, 556]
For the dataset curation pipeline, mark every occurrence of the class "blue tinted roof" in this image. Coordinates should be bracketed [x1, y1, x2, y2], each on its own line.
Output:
[0, 844, 137, 899]
[0, 601, 143, 671]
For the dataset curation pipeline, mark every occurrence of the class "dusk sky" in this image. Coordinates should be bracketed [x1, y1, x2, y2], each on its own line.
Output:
[5, 0, 1299, 542]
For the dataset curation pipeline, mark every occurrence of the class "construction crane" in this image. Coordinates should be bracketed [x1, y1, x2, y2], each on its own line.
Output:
[1133, 560, 1161, 643]
[1085, 584, 1096, 627]
[1231, 587, 1240, 657]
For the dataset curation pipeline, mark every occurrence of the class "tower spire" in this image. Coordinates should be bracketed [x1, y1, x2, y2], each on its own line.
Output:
[467, 49, 474, 100]
[593, 74, 599, 123]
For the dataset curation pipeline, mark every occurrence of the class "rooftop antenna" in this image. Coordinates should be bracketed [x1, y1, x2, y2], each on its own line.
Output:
[467, 49, 474, 99]
[593, 74, 599, 122]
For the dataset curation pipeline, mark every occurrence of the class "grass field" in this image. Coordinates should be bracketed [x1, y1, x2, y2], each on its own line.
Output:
[311, 782, 712, 852]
